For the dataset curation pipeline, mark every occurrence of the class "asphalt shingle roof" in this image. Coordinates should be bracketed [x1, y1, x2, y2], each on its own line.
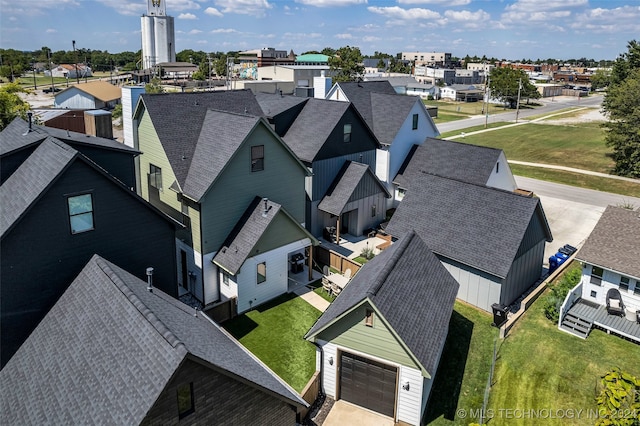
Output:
[0, 137, 77, 237]
[576, 206, 640, 279]
[0, 117, 137, 157]
[394, 138, 503, 189]
[255, 92, 309, 118]
[0, 255, 306, 424]
[213, 197, 283, 275]
[318, 161, 389, 216]
[56, 80, 122, 102]
[306, 231, 459, 375]
[282, 98, 350, 163]
[369, 92, 421, 146]
[386, 173, 552, 278]
[335, 81, 397, 130]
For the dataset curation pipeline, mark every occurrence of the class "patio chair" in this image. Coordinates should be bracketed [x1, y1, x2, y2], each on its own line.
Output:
[322, 277, 332, 295]
[344, 268, 352, 279]
[331, 282, 342, 296]
[606, 288, 625, 316]
[323, 266, 330, 276]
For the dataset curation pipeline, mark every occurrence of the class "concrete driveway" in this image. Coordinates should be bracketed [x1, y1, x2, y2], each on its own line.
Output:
[323, 400, 395, 426]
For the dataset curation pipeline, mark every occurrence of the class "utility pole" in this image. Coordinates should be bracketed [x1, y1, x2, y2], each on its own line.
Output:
[32, 57, 37, 90]
[47, 49, 54, 92]
[515, 78, 522, 123]
[72, 40, 79, 84]
[484, 73, 490, 128]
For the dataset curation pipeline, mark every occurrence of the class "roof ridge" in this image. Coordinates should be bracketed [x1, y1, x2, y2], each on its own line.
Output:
[94, 256, 186, 351]
[368, 231, 414, 296]
[418, 169, 533, 199]
[430, 137, 501, 152]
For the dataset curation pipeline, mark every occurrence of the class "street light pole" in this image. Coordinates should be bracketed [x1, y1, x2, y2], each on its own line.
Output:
[515, 78, 522, 123]
[47, 49, 55, 92]
[72, 40, 79, 84]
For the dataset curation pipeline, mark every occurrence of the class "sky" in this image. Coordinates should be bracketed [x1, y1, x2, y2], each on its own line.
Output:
[1, 0, 639, 61]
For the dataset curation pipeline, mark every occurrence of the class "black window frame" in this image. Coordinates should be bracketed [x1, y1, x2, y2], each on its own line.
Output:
[67, 193, 95, 234]
[412, 113, 418, 130]
[343, 123, 352, 143]
[177, 382, 195, 419]
[257, 262, 266, 284]
[620, 276, 629, 291]
[149, 164, 163, 191]
[251, 145, 264, 172]
[222, 270, 230, 287]
[365, 309, 374, 327]
[590, 266, 603, 286]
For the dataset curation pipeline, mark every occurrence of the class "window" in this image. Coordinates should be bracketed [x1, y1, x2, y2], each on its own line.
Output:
[620, 276, 629, 291]
[222, 270, 230, 287]
[371, 204, 376, 217]
[257, 262, 266, 284]
[251, 145, 264, 172]
[68, 194, 94, 234]
[496, 162, 500, 173]
[177, 382, 194, 419]
[343, 123, 352, 143]
[590, 266, 603, 286]
[634, 281, 640, 296]
[397, 188, 406, 200]
[590, 290, 597, 298]
[149, 164, 162, 190]
[412, 114, 418, 130]
[365, 309, 374, 327]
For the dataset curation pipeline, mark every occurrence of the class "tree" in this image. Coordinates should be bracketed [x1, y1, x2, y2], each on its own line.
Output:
[488, 67, 540, 108]
[610, 40, 640, 86]
[0, 83, 30, 130]
[145, 77, 164, 94]
[590, 68, 611, 90]
[328, 46, 364, 83]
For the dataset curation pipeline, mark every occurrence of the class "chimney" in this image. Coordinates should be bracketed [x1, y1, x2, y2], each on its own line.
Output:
[146, 267, 154, 292]
[27, 112, 33, 130]
[263, 198, 269, 216]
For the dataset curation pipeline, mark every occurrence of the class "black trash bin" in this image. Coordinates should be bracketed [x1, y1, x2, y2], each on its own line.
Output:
[491, 303, 509, 327]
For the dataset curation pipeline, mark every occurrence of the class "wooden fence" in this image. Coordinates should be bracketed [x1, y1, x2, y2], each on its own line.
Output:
[315, 245, 361, 275]
[299, 371, 320, 420]
[205, 298, 237, 323]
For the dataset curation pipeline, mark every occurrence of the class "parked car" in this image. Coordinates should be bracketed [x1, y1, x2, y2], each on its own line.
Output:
[43, 87, 61, 93]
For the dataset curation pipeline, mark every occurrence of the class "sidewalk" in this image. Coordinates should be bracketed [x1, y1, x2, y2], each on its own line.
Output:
[509, 161, 640, 183]
[292, 285, 330, 312]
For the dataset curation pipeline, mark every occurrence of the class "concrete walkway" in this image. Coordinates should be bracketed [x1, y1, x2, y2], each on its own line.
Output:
[292, 285, 330, 312]
[509, 160, 640, 183]
[323, 400, 394, 426]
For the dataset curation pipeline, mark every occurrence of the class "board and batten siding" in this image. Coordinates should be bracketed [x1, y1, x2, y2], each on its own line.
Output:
[199, 124, 306, 254]
[441, 257, 503, 313]
[235, 239, 310, 312]
[310, 151, 376, 202]
[316, 302, 419, 369]
[501, 239, 546, 306]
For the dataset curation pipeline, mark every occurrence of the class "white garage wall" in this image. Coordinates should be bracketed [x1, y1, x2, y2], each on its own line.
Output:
[397, 365, 424, 425]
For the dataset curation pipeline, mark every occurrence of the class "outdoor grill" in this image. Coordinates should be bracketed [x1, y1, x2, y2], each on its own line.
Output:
[290, 253, 305, 274]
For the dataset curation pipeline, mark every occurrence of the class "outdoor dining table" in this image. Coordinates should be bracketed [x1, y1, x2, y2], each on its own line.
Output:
[327, 273, 349, 290]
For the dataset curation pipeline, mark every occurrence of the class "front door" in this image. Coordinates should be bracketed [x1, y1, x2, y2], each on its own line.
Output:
[341, 212, 350, 235]
[180, 250, 188, 291]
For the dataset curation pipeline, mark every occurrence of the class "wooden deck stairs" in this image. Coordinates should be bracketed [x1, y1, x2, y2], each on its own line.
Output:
[560, 311, 593, 339]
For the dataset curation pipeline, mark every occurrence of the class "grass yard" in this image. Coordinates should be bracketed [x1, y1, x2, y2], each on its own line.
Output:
[450, 121, 613, 173]
[313, 286, 336, 303]
[222, 293, 322, 392]
[433, 112, 471, 123]
[488, 295, 640, 425]
[424, 301, 499, 425]
[510, 164, 640, 198]
[438, 122, 514, 139]
[424, 99, 512, 116]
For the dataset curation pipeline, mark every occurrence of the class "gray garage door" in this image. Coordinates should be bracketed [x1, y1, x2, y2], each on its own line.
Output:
[339, 352, 397, 417]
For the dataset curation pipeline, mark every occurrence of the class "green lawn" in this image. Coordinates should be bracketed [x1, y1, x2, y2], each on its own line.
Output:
[450, 121, 613, 173]
[438, 122, 514, 139]
[313, 286, 336, 303]
[424, 301, 499, 425]
[488, 294, 640, 425]
[222, 293, 322, 392]
[433, 112, 471, 123]
[424, 99, 510, 116]
[510, 163, 640, 198]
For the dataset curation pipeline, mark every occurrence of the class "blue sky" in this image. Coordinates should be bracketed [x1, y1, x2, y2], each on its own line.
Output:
[2, 0, 639, 60]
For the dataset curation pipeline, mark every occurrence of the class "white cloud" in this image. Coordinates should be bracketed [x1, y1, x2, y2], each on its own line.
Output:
[505, 0, 587, 13]
[294, 0, 367, 6]
[368, 6, 441, 21]
[362, 35, 381, 42]
[189, 29, 203, 34]
[444, 9, 490, 22]
[282, 32, 322, 39]
[214, 0, 272, 17]
[45, 28, 57, 33]
[570, 5, 640, 34]
[178, 13, 197, 19]
[1, 0, 80, 16]
[204, 7, 223, 17]
[398, 0, 470, 5]
[210, 28, 239, 33]
[336, 33, 354, 39]
[9, 16, 17, 21]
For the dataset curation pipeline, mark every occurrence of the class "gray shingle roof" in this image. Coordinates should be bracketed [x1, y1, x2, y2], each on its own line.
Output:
[139, 90, 264, 191]
[335, 81, 397, 130]
[306, 231, 459, 375]
[255, 92, 309, 118]
[386, 173, 552, 278]
[282, 98, 351, 162]
[1, 137, 77, 237]
[394, 138, 503, 189]
[369, 92, 421, 145]
[0, 117, 137, 157]
[365, 76, 419, 88]
[212, 197, 282, 275]
[318, 161, 390, 216]
[0, 255, 306, 424]
[576, 206, 640, 279]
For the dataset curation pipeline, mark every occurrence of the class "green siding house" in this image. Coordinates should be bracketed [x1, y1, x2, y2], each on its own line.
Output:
[134, 91, 313, 309]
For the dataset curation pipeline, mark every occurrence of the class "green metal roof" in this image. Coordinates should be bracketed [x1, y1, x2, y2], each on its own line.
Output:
[295, 54, 329, 63]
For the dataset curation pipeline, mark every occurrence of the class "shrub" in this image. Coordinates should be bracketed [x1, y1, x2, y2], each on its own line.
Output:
[360, 246, 375, 260]
[595, 368, 640, 426]
[543, 264, 582, 323]
[111, 104, 122, 120]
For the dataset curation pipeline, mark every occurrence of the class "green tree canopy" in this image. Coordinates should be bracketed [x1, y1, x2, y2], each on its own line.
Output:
[328, 46, 364, 83]
[488, 67, 540, 108]
[610, 39, 640, 86]
[145, 77, 164, 94]
[590, 68, 611, 90]
[0, 83, 30, 130]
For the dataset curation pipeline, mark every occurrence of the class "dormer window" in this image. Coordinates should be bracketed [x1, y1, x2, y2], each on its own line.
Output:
[365, 309, 374, 327]
[343, 123, 352, 143]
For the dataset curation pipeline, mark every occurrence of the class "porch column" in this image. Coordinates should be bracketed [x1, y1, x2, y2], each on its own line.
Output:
[336, 216, 341, 244]
[307, 245, 313, 281]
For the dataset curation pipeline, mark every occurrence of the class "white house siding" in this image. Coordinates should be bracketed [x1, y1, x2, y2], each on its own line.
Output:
[202, 251, 217, 305]
[442, 258, 502, 312]
[54, 90, 97, 109]
[235, 239, 310, 313]
[317, 340, 338, 397]
[375, 148, 390, 184]
[397, 365, 424, 425]
[440, 87, 456, 101]
[122, 86, 146, 148]
[581, 264, 640, 312]
[176, 238, 203, 300]
[485, 152, 517, 192]
[219, 267, 238, 302]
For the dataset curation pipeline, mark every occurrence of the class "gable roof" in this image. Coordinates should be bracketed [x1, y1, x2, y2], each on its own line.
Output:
[369, 92, 424, 145]
[0, 117, 138, 157]
[334, 81, 397, 128]
[386, 173, 552, 278]
[306, 231, 459, 375]
[0, 255, 306, 424]
[56, 80, 122, 102]
[576, 206, 640, 279]
[213, 197, 316, 275]
[281, 98, 351, 163]
[255, 92, 309, 118]
[394, 138, 503, 189]
[0, 137, 77, 237]
[318, 161, 390, 216]
[365, 76, 419, 87]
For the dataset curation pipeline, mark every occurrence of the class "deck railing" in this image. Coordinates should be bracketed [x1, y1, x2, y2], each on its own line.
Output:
[558, 281, 583, 328]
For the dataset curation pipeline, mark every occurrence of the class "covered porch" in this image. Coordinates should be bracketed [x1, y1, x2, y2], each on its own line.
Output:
[560, 298, 640, 343]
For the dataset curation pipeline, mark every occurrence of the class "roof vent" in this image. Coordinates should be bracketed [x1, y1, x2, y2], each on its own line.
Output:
[146, 267, 154, 292]
[194, 306, 199, 317]
[262, 197, 272, 217]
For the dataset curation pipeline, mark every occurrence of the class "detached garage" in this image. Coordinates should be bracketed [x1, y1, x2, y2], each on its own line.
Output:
[305, 231, 459, 425]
